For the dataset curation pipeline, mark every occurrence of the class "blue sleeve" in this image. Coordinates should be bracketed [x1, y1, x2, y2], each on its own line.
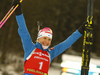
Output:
[16, 14, 35, 53]
[49, 30, 82, 61]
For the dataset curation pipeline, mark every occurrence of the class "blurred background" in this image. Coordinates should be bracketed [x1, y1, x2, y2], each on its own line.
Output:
[0, 0, 100, 75]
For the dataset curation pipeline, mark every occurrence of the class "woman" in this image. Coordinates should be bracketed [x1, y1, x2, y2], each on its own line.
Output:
[12, 0, 85, 75]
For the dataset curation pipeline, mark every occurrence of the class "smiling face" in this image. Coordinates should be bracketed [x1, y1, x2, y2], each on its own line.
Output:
[37, 36, 52, 47]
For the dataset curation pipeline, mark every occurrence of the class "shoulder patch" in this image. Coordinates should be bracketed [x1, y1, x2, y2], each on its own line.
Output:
[49, 47, 54, 51]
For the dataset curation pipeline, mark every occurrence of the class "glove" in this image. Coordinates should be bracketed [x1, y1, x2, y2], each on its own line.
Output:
[78, 21, 94, 34]
[12, 0, 22, 15]
[78, 22, 87, 34]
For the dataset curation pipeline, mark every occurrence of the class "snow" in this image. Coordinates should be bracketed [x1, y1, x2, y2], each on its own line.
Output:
[0, 53, 100, 75]
[49, 67, 61, 75]
[62, 54, 100, 66]
[0, 64, 61, 75]
[0, 53, 61, 75]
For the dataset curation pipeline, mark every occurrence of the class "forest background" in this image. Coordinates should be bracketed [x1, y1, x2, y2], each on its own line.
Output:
[0, 0, 100, 65]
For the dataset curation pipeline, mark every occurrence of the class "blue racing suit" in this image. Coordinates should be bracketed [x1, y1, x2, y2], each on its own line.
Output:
[16, 14, 82, 75]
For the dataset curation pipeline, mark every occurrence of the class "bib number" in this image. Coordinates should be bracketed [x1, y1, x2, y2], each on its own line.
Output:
[39, 62, 43, 70]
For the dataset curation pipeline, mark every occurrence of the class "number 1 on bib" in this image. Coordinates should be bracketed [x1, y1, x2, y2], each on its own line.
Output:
[39, 62, 43, 70]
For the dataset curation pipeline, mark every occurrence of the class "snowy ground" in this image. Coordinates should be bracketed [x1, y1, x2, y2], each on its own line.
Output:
[0, 63, 61, 75]
[0, 53, 61, 75]
[48, 63, 61, 75]
[0, 51, 100, 75]
[49, 66, 61, 75]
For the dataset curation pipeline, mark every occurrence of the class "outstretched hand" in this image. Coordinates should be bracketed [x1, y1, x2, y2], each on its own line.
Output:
[78, 21, 94, 34]
[12, 0, 21, 6]
[12, 0, 22, 15]
[78, 22, 87, 34]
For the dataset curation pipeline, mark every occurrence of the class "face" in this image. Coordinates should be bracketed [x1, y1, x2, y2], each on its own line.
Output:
[37, 36, 52, 46]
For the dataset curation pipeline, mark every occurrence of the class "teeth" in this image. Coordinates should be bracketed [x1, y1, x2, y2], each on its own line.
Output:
[43, 42, 48, 46]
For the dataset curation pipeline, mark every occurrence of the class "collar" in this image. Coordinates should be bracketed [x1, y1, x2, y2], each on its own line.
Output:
[35, 42, 49, 51]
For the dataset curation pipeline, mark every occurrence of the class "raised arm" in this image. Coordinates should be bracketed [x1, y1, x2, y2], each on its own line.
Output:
[49, 30, 82, 61]
[16, 14, 35, 52]
[49, 23, 85, 61]
[13, 0, 35, 52]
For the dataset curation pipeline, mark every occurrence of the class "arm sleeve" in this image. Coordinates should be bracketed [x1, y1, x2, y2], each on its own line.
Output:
[49, 30, 82, 61]
[16, 14, 35, 52]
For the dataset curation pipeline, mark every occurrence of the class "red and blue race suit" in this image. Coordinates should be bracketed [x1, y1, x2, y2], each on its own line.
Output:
[16, 14, 82, 75]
